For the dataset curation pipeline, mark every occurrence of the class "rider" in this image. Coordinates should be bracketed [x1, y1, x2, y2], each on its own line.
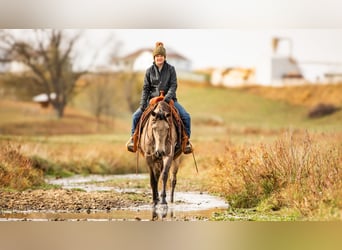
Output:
[126, 41, 192, 154]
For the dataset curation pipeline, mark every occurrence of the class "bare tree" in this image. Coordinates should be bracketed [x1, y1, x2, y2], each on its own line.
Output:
[0, 29, 86, 118]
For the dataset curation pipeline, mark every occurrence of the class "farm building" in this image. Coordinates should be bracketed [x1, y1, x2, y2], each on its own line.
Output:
[210, 67, 255, 87]
[255, 37, 305, 86]
[32, 93, 56, 108]
[112, 48, 191, 73]
[255, 37, 342, 86]
[111, 48, 206, 82]
[210, 37, 305, 87]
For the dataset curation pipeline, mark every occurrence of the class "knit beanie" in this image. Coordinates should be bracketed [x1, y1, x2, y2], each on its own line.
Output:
[153, 42, 166, 57]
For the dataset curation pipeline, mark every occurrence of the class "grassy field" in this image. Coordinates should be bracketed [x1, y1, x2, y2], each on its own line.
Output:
[0, 81, 341, 220]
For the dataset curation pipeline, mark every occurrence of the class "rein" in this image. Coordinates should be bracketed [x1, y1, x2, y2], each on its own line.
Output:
[135, 112, 143, 174]
[191, 145, 199, 173]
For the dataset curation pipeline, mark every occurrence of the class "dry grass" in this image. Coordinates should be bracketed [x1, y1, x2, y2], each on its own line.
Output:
[243, 84, 342, 108]
[0, 142, 44, 190]
[0, 135, 146, 178]
[1, 80, 342, 220]
[0, 99, 121, 135]
[207, 130, 342, 220]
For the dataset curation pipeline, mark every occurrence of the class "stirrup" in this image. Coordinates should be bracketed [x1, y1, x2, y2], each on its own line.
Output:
[126, 138, 136, 153]
[183, 141, 193, 154]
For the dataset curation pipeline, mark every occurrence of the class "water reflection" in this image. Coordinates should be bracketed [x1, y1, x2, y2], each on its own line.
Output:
[152, 205, 169, 221]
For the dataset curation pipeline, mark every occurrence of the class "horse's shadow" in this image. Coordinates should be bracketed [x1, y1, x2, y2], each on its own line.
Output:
[151, 205, 175, 221]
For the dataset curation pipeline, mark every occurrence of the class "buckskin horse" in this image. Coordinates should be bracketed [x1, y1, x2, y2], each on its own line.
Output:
[137, 100, 183, 206]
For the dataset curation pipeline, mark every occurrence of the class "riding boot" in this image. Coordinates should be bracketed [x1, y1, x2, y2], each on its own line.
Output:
[183, 139, 193, 154]
[126, 137, 135, 153]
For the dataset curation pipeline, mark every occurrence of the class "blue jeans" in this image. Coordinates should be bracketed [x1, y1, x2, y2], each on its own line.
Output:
[131, 101, 191, 138]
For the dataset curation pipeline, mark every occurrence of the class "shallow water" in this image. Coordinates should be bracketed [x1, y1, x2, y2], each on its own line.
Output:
[0, 174, 228, 221]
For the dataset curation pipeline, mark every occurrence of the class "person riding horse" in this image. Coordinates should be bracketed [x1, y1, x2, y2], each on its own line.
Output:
[127, 41, 192, 154]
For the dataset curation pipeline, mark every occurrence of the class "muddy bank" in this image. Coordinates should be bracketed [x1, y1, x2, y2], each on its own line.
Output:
[0, 189, 147, 212]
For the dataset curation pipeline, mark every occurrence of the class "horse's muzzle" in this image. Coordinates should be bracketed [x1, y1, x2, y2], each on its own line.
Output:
[154, 150, 165, 159]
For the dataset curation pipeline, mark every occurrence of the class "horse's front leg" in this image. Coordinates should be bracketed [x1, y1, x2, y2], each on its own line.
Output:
[160, 156, 172, 205]
[149, 169, 159, 206]
[147, 157, 161, 206]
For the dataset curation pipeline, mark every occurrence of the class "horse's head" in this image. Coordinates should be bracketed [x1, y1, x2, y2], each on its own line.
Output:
[151, 102, 171, 159]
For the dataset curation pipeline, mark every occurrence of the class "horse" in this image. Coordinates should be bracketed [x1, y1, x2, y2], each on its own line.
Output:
[138, 101, 180, 206]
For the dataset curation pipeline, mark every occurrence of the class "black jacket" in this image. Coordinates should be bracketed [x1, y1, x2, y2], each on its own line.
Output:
[139, 61, 178, 110]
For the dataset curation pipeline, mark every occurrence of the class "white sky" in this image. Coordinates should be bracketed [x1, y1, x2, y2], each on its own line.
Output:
[3, 1, 342, 83]
[2, 0, 342, 71]
[79, 29, 342, 70]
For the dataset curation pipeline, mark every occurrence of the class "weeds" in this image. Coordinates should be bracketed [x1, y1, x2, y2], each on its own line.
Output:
[0, 136, 147, 178]
[0, 142, 45, 190]
[208, 131, 342, 220]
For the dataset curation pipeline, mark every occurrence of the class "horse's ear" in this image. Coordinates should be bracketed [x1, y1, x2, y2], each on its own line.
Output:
[151, 111, 156, 117]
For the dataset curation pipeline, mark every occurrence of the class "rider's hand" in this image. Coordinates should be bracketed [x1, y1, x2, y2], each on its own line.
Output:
[164, 96, 170, 103]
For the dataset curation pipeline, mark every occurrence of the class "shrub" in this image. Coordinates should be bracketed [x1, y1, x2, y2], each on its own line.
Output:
[0, 143, 45, 190]
[308, 103, 340, 118]
[209, 131, 342, 219]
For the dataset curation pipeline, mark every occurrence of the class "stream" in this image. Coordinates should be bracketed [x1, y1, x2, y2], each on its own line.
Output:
[0, 174, 228, 221]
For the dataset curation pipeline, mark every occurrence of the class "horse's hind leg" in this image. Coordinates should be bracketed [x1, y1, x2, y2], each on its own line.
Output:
[170, 158, 180, 203]
[160, 171, 169, 205]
